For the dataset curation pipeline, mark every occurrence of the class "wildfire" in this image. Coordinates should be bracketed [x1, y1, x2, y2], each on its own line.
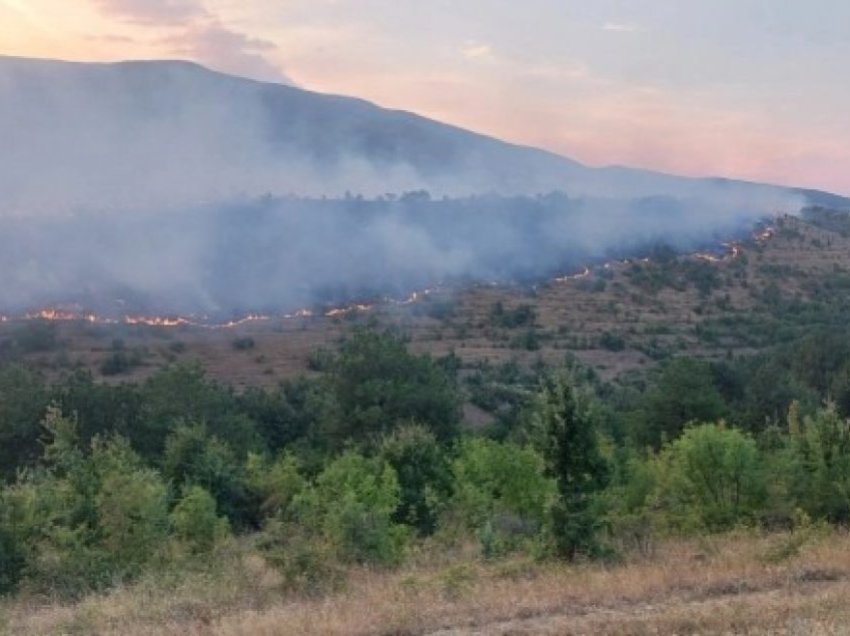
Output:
[555, 266, 591, 283]
[211, 314, 272, 330]
[25, 308, 105, 323]
[753, 226, 775, 244]
[124, 316, 195, 328]
[694, 241, 744, 264]
[324, 303, 373, 318]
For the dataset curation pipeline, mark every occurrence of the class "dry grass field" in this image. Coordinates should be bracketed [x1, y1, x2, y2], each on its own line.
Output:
[4, 530, 850, 635]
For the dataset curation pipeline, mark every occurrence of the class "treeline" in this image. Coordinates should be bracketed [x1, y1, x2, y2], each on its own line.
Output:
[3, 328, 850, 598]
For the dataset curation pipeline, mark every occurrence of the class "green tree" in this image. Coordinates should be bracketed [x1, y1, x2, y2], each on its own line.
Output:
[162, 423, 254, 528]
[657, 423, 765, 531]
[449, 438, 555, 549]
[636, 358, 727, 447]
[323, 330, 461, 449]
[295, 451, 407, 566]
[170, 485, 230, 554]
[379, 423, 452, 535]
[0, 366, 49, 480]
[536, 375, 609, 559]
[245, 451, 306, 520]
[786, 405, 850, 522]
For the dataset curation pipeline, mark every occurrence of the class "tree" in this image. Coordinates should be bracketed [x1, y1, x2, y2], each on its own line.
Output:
[786, 405, 850, 522]
[379, 424, 452, 535]
[0, 366, 49, 480]
[323, 330, 461, 449]
[162, 423, 254, 528]
[170, 485, 230, 554]
[449, 437, 554, 555]
[657, 423, 764, 531]
[537, 374, 608, 560]
[636, 358, 727, 447]
[294, 451, 407, 566]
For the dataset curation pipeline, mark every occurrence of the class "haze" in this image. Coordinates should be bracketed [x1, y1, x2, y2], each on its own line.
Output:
[2, 0, 849, 195]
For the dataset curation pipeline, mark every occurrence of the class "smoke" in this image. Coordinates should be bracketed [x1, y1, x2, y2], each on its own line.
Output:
[0, 56, 814, 315]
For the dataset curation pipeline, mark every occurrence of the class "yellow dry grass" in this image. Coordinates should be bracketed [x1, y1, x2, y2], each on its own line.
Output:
[4, 530, 850, 635]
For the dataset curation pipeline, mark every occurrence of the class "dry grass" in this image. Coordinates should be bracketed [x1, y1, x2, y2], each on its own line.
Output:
[5, 530, 850, 635]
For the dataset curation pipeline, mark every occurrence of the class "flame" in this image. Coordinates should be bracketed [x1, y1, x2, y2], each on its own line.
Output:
[211, 314, 272, 329]
[124, 315, 194, 328]
[25, 308, 106, 323]
[325, 303, 373, 318]
[555, 266, 591, 283]
[753, 227, 775, 244]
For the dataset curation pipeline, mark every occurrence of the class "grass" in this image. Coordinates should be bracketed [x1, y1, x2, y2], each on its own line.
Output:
[4, 529, 850, 635]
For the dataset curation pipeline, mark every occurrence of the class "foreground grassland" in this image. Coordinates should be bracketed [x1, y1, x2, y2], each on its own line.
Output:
[4, 530, 850, 635]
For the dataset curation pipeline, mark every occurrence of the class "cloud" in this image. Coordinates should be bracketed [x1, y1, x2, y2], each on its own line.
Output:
[165, 23, 289, 83]
[461, 41, 493, 60]
[92, 0, 207, 25]
[602, 22, 640, 33]
[89, 0, 291, 83]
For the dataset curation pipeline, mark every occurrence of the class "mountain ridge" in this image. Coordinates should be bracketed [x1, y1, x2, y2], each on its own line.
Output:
[2, 54, 847, 207]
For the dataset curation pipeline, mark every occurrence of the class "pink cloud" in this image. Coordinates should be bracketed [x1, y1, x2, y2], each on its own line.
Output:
[164, 23, 289, 84]
[89, 0, 291, 84]
[92, 0, 207, 25]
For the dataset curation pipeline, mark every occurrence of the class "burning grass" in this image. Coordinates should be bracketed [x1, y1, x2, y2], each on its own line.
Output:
[4, 530, 850, 635]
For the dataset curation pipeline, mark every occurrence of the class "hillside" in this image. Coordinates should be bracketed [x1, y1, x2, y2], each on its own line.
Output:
[3, 55, 844, 204]
[2, 210, 845, 389]
[3, 56, 849, 316]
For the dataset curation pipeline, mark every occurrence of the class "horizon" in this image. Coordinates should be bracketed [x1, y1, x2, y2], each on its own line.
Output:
[2, 1, 848, 195]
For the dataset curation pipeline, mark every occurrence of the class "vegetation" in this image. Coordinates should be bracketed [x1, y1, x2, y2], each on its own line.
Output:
[6, 214, 850, 631]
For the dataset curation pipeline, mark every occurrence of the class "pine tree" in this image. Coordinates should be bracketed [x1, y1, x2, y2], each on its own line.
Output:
[538, 374, 608, 559]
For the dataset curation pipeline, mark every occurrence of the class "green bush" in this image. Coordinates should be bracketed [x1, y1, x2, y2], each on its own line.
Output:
[786, 405, 850, 523]
[449, 438, 555, 553]
[232, 337, 256, 351]
[323, 330, 461, 448]
[295, 451, 408, 566]
[245, 452, 306, 520]
[162, 423, 253, 528]
[535, 375, 609, 559]
[170, 485, 230, 554]
[379, 423, 452, 535]
[656, 423, 765, 531]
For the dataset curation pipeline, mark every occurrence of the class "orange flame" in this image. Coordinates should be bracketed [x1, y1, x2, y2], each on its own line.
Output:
[555, 266, 591, 283]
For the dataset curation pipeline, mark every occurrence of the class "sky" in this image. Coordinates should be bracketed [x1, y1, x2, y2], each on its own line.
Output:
[2, 0, 849, 195]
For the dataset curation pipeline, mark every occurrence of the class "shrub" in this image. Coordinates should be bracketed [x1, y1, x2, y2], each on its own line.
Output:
[324, 330, 461, 448]
[657, 423, 765, 531]
[170, 485, 230, 554]
[245, 452, 306, 520]
[232, 337, 256, 351]
[449, 438, 555, 553]
[536, 375, 609, 560]
[379, 424, 452, 535]
[295, 451, 408, 566]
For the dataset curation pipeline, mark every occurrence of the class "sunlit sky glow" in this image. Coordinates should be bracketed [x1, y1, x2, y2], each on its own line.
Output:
[2, 0, 849, 194]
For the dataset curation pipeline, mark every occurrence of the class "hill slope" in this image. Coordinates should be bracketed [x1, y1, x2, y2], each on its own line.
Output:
[1, 55, 847, 210]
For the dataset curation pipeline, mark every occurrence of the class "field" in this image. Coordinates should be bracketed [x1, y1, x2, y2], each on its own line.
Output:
[4, 529, 850, 635]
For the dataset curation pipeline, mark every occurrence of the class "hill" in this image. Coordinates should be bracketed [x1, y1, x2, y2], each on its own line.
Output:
[1, 209, 847, 389]
[3, 55, 846, 205]
[2, 56, 849, 315]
